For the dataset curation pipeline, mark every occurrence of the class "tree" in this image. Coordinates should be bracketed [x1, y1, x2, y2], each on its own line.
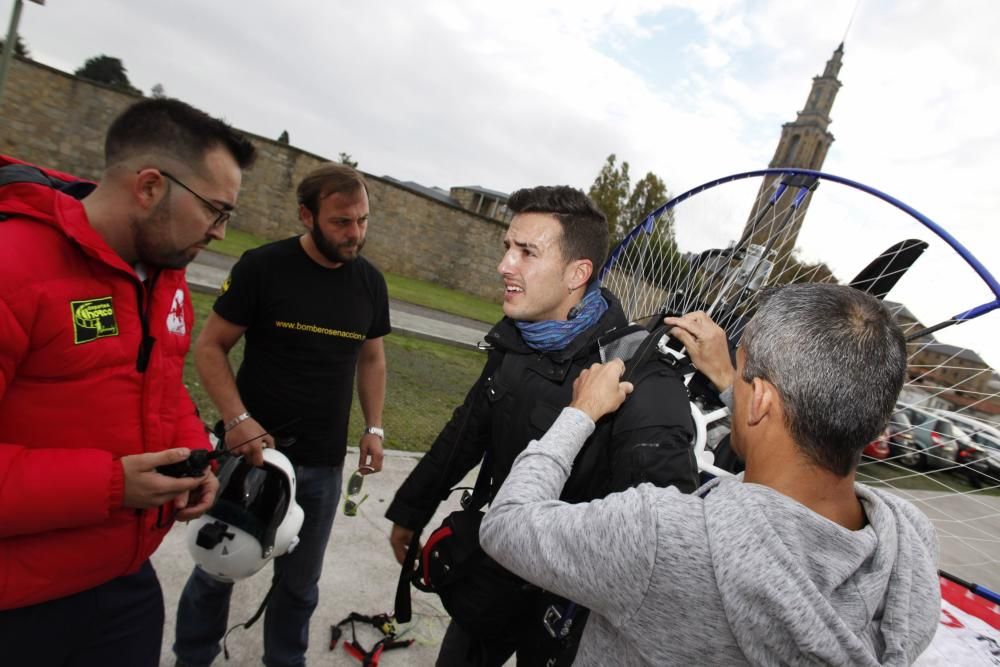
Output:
[150, 83, 166, 98]
[277, 130, 289, 144]
[339, 152, 358, 168]
[588, 154, 673, 244]
[624, 173, 667, 229]
[74, 55, 141, 95]
[0, 35, 29, 58]
[588, 154, 684, 292]
[588, 154, 630, 241]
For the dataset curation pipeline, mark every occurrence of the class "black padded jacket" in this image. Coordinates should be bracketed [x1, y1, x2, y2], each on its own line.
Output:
[385, 288, 697, 531]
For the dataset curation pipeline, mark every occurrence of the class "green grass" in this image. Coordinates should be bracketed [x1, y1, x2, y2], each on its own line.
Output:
[185, 290, 485, 453]
[348, 334, 485, 452]
[185, 291, 243, 428]
[211, 227, 269, 258]
[384, 271, 502, 324]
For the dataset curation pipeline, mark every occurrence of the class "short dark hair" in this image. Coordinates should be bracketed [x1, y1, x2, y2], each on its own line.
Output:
[740, 283, 906, 476]
[296, 163, 368, 219]
[104, 98, 256, 171]
[507, 186, 608, 283]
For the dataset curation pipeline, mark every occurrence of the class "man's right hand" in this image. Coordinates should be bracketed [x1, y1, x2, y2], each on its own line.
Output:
[121, 449, 211, 509]
[664, 311, 735, 392]
[224, 416, 273, 467]
[390, 524, 418, 565]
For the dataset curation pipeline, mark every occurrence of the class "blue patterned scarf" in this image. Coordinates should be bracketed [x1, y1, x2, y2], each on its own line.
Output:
[515, 285, 609, 352]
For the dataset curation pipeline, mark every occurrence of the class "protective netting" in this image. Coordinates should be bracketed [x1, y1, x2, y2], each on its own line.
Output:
[600, 169, 1000, 593]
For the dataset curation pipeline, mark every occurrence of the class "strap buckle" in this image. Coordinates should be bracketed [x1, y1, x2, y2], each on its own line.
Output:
[542, 604, 574, 639]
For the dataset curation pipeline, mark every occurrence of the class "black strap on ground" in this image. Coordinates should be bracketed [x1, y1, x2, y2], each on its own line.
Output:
[330, 611, 413, 666]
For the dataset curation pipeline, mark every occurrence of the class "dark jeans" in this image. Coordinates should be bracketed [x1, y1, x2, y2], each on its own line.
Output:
[173, 464, 343, 667]
[0, 560, 164, 667]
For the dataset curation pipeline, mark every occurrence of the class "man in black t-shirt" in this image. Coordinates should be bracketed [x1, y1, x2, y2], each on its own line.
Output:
[174, 163, 390, 667]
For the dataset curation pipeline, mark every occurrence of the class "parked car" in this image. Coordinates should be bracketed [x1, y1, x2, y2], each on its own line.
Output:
[923, 409, 1000, 485]
[963, 428, 1000, 486]
[900, 414, 967, 470]
[973, 434, 1000, 484]
[954, 435, 990, 488]
[863, 427, 891, 460]
[885, 411, 915, 462]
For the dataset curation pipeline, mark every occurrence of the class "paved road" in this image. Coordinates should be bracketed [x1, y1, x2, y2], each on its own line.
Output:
[884, 487, 1000, 592]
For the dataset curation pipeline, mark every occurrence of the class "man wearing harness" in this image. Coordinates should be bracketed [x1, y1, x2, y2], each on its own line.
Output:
[481, 284, 940, 665]
[386, 185, 697, 665]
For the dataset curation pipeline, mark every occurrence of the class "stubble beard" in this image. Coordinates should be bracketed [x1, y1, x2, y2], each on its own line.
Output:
[132, 198, 208, 270]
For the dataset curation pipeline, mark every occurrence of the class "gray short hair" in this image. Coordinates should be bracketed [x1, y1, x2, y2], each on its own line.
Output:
[740, 283, 906, 476]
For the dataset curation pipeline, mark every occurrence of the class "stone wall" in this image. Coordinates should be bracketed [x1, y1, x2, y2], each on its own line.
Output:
[0, 58, 137, 181]
[0, 57, 506, 301]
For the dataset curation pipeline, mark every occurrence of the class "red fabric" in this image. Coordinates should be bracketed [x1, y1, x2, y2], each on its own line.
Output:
[421, 525, 454, 587]
[940, 576, 1000, 630]
[0, 160, 210, 609]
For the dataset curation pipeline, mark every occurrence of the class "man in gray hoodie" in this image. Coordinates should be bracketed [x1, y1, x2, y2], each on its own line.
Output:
[480, 283, 940, 666]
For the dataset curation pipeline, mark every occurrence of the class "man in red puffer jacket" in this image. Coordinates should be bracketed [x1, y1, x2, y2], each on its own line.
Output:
[0, 98, 256, 666]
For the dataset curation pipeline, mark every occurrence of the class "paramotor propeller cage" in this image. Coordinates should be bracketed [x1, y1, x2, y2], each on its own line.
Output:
[689, 401, 734, 479]
[600, 167, 1000, 484]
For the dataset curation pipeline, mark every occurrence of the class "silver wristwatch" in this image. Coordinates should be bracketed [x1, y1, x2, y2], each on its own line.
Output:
[364, 426, 384, 440]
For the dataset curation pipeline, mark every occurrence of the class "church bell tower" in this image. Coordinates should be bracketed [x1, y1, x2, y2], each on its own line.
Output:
[743, 43, 845, 254]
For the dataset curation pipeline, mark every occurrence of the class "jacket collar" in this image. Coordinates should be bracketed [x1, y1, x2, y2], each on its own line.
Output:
[1, 174, 145, 279]
[485, 287, 629, 362]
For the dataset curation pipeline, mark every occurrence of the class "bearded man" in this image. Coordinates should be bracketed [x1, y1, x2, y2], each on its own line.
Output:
[173, 163, 389, 667]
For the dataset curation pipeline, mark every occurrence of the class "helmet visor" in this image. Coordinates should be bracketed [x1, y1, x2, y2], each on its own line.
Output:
[211, 457, 292, 556]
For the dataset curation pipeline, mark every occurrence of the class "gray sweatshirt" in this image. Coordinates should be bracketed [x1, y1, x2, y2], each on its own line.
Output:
[480, 408, 941, 666]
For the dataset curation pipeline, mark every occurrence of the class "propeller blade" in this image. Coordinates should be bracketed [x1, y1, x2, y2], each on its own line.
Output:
[849, 239, 928, 299]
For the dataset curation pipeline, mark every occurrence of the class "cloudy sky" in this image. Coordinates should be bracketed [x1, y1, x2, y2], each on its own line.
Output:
[6, 0, 999, 366]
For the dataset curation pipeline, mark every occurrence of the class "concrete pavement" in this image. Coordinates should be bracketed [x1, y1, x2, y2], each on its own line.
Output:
[154, 452, 481, 666]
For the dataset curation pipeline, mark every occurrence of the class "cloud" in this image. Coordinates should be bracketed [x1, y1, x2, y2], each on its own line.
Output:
[9, 0, 999, 365]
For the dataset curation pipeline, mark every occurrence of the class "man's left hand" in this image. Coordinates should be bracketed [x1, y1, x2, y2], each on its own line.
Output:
[174, 470, 220, 521]
[358, 433, 384, 474]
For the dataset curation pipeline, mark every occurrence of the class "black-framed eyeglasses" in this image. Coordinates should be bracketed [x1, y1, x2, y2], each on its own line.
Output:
[343, 466, 374, 516]
[160, 170, 231, 229]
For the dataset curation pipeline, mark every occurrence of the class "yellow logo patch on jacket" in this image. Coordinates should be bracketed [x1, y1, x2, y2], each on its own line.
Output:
[71, 297, 119, 344]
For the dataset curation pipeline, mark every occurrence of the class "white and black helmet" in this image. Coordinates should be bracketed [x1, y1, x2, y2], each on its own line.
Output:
[186, 448, 304, 582]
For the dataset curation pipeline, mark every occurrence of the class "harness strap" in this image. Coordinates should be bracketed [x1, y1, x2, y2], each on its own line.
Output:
[222, 576, 278, 659]
[394, 349, 504, 622]
[331, 612, 414, 666]
[0, 163, 95, 200]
